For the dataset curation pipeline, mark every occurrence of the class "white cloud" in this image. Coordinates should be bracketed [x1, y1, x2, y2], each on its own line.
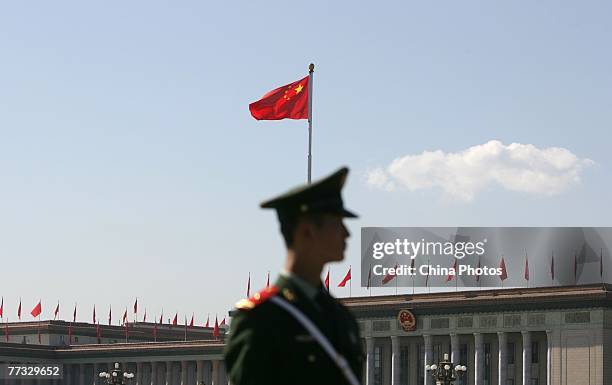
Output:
[367, 140, 594, 202]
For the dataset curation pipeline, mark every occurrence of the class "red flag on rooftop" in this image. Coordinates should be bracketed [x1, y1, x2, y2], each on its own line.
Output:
[213, 316, 219, 339]
[220, 317, 226, 326]
[382, 265, 398, 285]
[338, 267, 351, 287]
[143, 308, 147, 323]
[93, 305, 96, 324]
[499, 257, 508, 281]
[108, 306, 112, 326]
[159, 311, 163, 325]
[122, 309, 128, 325]
[17, 299, 21, 320]
[72, 304, 77, 323]
[31, 301, 42, 318]
[53, 302, 59, 320]
[189, 314, 194, 328]
[0, 297, 4, 318]
[133, 298, 138, 315]
[172, 313, 178, 326]
[205, 315, 210, 328]
[324, 269, 330, 291]
[524, 254, 529, 281]
[249, 76, 309, 120]
[446, 260, 457, 282]
[266, 271, 270, 289]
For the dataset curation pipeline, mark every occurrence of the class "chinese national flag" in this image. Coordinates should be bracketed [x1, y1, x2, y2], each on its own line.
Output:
[189, 314, 194, 327]
[172, 313, 178, 326]
[220, 317, 226, 326]
[213, 316, 219, 339]
[338, 267, 351, 287]
[446, 260, 457, 282]
[499, 257, 508, 281]
[205, 316, 210, 328]
[249, 76, 309, 120]
[382, 265, 398, 285]
[524, 255, 529, 281]
[31, 301, 42, 318]
[324, 269, 330, 291]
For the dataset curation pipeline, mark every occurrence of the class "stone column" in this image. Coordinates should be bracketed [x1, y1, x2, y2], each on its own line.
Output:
[92, 363, 99, 385]
[391, 336, 400, 385]
[165, 361, 173, 385]
[365, 337, 375, 385]
[474, 332, 484, 385]
[150, 362, 157, 385]
[136, 362, 143, 385]
[212, 360, 220, 385]
[423, 334, 433, 385]
[181, 361, 188, 385]
[546, 330, 552, 385]
[64, 364, 71, 385]
[79, 363, 86, 385]
[196, 360, 204, 385]
[409, 343, 418, 385]
[450, 333, 460, 365]
[522, 331, 532, 385]
[498, 332, 507, 385]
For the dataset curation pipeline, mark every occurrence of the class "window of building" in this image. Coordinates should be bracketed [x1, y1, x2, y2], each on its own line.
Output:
[74, 336, 79, 343]
[374, 345, 383, 385]
[507, 342, 515, 364]
[400, 345, 409, 385]
[531, 341, 539, 363]
[484, 343, 491, 385]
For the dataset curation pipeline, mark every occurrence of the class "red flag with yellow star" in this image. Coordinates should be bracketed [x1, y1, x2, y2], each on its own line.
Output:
[249, 76, 309, 120]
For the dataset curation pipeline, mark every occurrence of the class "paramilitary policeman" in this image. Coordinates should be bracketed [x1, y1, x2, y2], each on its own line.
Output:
[224, 167, 363, 385]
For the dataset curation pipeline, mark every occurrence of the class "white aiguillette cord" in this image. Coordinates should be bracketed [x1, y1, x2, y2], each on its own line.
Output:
[269, 296, 361, 385]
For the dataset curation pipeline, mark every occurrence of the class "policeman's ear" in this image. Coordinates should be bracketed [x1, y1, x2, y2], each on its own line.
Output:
[294, 219, 315, 243]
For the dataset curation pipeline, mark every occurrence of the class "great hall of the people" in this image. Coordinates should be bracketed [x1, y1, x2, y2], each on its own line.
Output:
[1, 283, 610, 385]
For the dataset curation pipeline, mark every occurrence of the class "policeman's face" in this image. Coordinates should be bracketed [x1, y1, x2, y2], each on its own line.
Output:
[310, 214, 350, 263]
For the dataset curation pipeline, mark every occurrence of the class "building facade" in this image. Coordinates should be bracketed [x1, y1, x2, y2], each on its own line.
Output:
[345, 284, 612, 385]
[1, 284, 611, 384]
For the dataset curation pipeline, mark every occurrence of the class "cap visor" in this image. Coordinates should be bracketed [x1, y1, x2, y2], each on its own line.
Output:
[342, 208, 358, 218]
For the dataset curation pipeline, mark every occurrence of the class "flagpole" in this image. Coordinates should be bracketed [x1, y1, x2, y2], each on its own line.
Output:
[307, 63, 314, 184]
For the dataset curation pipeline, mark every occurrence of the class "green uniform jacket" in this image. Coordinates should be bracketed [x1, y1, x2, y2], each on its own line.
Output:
[224, 275, 364, 385]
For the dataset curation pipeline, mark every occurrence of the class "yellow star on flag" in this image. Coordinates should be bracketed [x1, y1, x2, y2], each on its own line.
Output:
[294, 84, 304, 94]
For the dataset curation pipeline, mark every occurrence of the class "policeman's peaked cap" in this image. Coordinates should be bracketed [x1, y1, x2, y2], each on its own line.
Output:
[260, 167, 358, 220]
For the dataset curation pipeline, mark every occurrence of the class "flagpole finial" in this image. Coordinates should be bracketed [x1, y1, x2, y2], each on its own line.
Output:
[309, 63, 315, 73]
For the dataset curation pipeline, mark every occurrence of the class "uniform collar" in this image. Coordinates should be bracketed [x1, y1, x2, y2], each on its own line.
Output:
[279, 270, 321, 302]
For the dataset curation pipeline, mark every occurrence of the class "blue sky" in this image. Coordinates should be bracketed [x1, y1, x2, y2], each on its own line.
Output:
[0, 1, 610, 324]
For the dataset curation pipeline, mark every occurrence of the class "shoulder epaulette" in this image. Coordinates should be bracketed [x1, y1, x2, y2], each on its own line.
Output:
[235, 286, 279, 310]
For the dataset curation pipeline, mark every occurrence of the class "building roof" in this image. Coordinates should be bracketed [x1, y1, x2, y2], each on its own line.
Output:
[340, 283, 612, 316]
